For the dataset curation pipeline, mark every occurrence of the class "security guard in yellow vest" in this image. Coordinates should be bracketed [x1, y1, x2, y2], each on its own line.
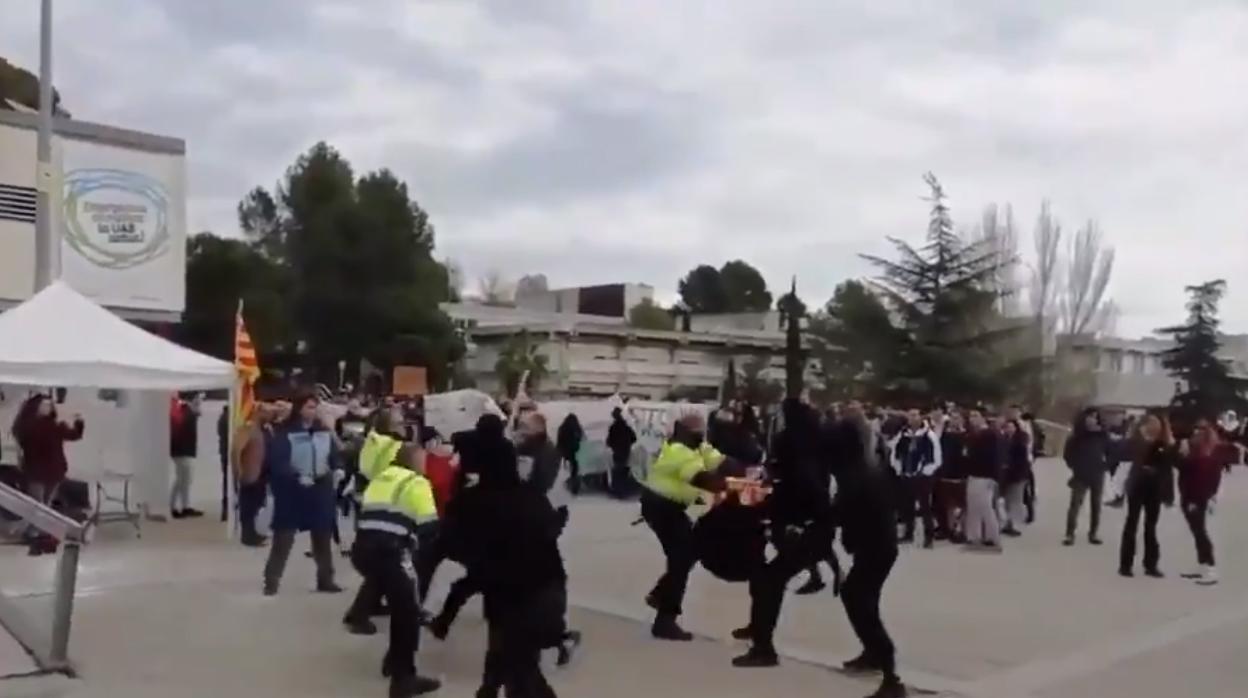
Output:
[350, 443, 442, 697]
[640, 412, 726, 641]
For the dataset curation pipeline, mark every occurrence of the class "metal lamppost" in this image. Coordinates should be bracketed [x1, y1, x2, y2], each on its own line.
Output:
[33, 0, 58, 291]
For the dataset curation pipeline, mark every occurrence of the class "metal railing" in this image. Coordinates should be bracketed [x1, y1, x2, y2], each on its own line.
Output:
[0, 481, 85, 674]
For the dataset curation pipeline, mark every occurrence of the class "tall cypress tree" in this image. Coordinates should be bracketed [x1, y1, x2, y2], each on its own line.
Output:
[861, 173, 1022, 404]
[1158, 279, 1247, 418]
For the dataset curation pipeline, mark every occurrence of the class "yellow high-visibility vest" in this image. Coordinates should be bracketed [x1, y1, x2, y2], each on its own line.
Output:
[357, 465, 438, 541]
[644, 441, 724, 505]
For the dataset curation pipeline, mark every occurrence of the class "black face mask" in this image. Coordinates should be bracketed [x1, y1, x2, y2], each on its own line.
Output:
[677, 430, 705, 450]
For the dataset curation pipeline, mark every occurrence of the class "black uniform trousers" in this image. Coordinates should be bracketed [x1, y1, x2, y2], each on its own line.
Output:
[350, 533, 421, 681]
[842, 547, 899, 677]
[748, 523, 831, 653]
[640, 490, 696, 617]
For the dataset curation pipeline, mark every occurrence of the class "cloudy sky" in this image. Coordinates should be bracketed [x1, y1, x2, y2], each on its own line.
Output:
[4, 0, 1247, 336]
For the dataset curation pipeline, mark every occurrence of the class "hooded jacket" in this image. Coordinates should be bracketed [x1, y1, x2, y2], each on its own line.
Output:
[1063, 412, 1110, 487]
[828, 418, 897, 557]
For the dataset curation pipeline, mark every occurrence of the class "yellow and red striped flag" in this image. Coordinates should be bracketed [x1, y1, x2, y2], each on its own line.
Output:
[233, 301, 260, 428]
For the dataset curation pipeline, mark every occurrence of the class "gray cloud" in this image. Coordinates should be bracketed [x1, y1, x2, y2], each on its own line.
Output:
[3, 0, 1247, 334]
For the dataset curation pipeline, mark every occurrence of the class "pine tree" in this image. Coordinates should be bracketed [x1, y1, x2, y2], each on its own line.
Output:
[1158, 280, 1247, 418]
[861, 173, 1023, 404]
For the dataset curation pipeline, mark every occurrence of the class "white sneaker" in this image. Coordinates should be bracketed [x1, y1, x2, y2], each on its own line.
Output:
[1181, 565, 1205, 580]
[1197, 567, 1219, 586]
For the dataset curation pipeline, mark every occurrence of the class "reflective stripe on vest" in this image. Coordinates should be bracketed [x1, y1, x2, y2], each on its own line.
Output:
[358, 470, 436, 541]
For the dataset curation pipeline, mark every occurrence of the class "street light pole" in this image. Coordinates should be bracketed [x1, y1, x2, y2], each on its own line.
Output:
[33, 0, 58, 292]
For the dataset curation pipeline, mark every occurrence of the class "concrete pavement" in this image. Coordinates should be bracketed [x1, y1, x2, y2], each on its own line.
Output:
[3, 458, 1248, 697]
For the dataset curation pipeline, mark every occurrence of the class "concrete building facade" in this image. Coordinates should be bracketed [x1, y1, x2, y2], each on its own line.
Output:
[1060, 333, 1248, 410]
[442, 300, 811, 400]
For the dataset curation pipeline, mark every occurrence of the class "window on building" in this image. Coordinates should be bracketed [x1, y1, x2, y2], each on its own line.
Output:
[1131, 352, 1146, 374]
[1109, 351, 1123, 374]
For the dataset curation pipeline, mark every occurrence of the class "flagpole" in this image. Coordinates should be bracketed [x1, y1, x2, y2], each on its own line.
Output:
[225, 298, 242, 541]
[225, 379, 238, 541]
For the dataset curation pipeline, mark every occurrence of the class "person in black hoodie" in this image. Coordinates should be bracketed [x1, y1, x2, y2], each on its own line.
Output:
[555, 413, 584, 495]
[606, 407, 638, 498]
[1063, 408, 1109, 546]
[829, 415, 906, 698]
[440, 414, 565, 698]
[732, 399, 837, 668]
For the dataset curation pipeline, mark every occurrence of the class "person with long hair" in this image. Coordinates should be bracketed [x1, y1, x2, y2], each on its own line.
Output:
[1177, 417, 1226, 586]
[11, 393, 84, 555]
[262, 392, 341, 596]
[1119, 413, 1177, 578]
[1063, 407, 1109, 546]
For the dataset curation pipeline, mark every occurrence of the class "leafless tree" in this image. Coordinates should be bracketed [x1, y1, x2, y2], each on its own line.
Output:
[973, 203, 1022, 316]
[1028, 200, 1062, 345]
[444, 258, 465, 301]
[1057, 220, 1115, 337]
[477, 269, 514, 305]
[515, 273, 550, 298]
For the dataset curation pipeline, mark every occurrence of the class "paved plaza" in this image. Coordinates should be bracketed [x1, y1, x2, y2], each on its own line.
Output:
[3, 459, 1248, 697]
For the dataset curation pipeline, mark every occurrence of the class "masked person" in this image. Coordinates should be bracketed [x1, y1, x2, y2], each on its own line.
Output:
[607, 408, 639, 498]
[733, 399, 838, 668]
[352, 443, 441, 697]
[440, 415, 565, 698]
[516, 410, 581, 666]
[830, 416, 906, 698]
[641, 412, 727, 641]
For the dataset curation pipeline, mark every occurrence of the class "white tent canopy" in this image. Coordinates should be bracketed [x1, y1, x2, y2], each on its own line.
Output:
[0, 281, 234, 390]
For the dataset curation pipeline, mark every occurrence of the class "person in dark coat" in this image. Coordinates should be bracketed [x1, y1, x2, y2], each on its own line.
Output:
[218, 405, 230, 522]
[732, 399, 838, 668]
[1119, 413, 1177, 578]
[828, 415, 906, 698]
[1063, 408, 1109, 546]
[555, 413, 584, 495]
[11, 394, 84, 556]
[439, 414, 565, 698]
[262, 392, 342, 596]
[606, 407, 638, 498]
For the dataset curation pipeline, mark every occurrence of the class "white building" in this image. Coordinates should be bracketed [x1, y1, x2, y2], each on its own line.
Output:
[1061, 334, 1248, 409]
[442, 299, 812, 400]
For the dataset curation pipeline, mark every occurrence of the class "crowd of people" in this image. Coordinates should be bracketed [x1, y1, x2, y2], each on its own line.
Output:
[6, 381, 1236, 697]
[209, 388, 1248, 698]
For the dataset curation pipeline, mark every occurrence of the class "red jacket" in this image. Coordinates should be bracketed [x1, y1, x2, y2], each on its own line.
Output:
[17, 416, 85, 485]
[1178, 445, 1231, 504]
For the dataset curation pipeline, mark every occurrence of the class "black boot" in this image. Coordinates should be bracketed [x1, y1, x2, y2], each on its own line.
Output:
[866, 675, 907, 698]
[843, 654, 883, 675]
[389, 674, 441, 697]
[651, 615, 693, 641]
[732, 646, 780, 667]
